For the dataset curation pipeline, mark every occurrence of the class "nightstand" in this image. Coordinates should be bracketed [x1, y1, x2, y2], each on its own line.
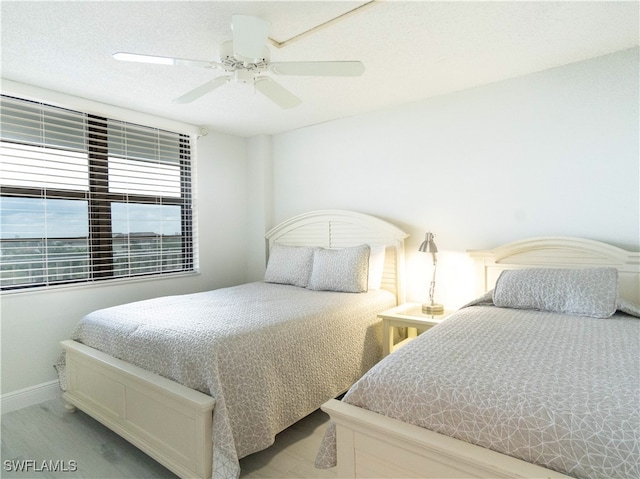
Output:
[379, 303, 454, 356]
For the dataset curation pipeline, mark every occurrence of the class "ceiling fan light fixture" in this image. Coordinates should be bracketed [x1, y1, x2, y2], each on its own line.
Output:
[234, 69, 254, 84]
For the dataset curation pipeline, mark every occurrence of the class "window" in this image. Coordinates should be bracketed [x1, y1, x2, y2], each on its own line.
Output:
[0, 95, 194, 290]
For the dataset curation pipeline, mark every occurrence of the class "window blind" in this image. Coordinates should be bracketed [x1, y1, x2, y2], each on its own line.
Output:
[0, 95, 194, 290]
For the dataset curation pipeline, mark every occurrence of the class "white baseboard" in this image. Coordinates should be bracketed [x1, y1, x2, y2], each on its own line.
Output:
[1, 380, 62, 414]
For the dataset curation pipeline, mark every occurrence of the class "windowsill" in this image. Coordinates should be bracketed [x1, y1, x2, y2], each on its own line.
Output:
[0, 270, 201, 297]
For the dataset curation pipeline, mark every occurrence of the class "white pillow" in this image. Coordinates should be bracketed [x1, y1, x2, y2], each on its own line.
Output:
[368, 244, 386, 290]
[264, 244, 314, 288]
[308, 244, 371, 293]
[493, 267, 618, 318]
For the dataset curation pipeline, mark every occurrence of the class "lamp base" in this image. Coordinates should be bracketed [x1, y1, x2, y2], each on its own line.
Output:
[422, 303, 444, 315]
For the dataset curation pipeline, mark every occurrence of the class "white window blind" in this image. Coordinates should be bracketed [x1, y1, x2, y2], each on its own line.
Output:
[0, 95, 194, 290]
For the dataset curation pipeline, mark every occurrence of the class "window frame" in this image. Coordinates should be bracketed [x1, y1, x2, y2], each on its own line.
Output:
[0, 96, 195, 291]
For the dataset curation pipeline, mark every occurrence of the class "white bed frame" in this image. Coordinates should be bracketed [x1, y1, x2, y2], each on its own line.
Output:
[322, 236, 640, 479]
[60, 210, 408, 479]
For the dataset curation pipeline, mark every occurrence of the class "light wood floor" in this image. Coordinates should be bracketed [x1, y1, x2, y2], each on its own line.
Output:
[1, 397, 337, 479]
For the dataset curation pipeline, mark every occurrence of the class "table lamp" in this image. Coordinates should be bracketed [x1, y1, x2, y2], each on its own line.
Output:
[418, 232, 444, 314]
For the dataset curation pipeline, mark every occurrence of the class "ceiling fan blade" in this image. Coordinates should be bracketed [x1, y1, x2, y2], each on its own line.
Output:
[113, 52, 214, 68]
[254, 77, 301, 109]
[269, 61, 365, 77]
[172, 76, 231, 104]
[231, 15, 270, 61]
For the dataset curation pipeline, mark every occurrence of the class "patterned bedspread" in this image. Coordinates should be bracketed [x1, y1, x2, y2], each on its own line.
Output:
[316, 304, 640, 479]
[57, 282, 395, 479]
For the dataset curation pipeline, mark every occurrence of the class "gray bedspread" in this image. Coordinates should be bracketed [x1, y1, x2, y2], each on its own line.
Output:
[57, 282, 395, 479]
[316, 304, 640, 479]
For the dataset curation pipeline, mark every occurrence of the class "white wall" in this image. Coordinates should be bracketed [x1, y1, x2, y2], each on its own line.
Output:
[0, 90, 249, 397]
[271, 48, 639, 306]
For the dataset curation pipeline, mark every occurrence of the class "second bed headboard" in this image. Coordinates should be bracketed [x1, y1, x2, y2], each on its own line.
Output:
[265, 210, 409, 304]
[469, 236, 640, 303]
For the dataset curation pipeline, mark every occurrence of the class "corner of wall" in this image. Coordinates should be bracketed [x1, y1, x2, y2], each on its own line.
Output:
[246, 135, 274, 281]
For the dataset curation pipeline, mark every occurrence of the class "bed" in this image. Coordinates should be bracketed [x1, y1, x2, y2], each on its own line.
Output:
[56, 209, 409, 479]
[318, 237, 640, 479]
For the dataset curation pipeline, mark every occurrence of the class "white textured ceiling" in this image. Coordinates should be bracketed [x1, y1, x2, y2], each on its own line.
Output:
[1, 1, 638, 137]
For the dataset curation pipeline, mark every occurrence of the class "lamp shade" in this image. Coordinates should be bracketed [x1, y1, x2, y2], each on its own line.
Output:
[418, 232, 438, 253]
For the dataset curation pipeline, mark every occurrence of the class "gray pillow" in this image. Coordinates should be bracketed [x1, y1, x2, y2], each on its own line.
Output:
[617, 297, 640, 317]
[264, 244, 314, 288]
[308, 244, 370, 293]
[493, 267, 618, 318]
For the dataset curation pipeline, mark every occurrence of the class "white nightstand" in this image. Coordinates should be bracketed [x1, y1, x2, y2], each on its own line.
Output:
[379, 303, 455, 356]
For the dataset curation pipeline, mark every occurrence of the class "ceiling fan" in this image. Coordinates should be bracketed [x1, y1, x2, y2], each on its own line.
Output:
[113, 15, 365, 109]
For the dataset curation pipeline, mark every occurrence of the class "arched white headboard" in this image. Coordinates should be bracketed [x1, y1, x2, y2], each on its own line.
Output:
[265, 210, 409, 304]
[469, 237, 640, 303]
